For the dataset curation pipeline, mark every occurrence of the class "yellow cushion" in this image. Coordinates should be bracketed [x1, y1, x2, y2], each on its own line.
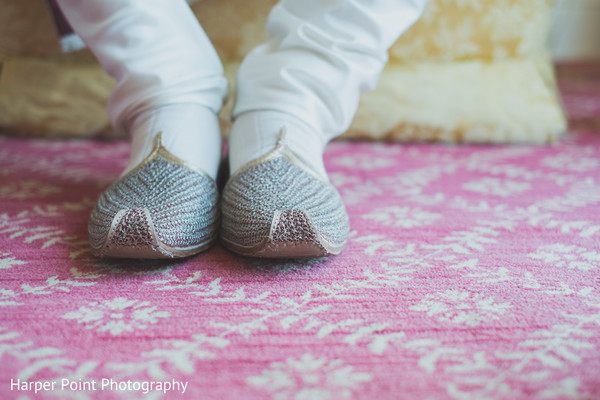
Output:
[391, 0, 555, 62]
[0, 58, 113, 137]
[347, 0, 566, 143]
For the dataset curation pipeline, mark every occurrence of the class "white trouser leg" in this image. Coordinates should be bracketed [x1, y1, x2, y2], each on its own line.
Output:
[229, 0, 428, 177]
[57, 0, 228, 179]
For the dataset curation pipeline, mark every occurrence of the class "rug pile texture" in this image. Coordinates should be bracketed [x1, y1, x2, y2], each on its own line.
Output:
[0, 64, 599, 399]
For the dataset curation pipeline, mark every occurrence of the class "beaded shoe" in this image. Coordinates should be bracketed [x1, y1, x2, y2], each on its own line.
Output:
[88, 134, 219, 258]
[221, 132, 349, 258]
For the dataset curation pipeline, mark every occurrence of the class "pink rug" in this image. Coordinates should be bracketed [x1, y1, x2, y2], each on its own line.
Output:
[1, 64, 599, 399]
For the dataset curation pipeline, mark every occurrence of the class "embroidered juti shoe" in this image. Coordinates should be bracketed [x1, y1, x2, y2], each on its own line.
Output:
[220, 133, 349, 258]
[88, 134, 219, 258]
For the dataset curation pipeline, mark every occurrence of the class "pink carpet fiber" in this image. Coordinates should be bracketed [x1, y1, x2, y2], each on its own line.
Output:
[1, 64, 599, 400]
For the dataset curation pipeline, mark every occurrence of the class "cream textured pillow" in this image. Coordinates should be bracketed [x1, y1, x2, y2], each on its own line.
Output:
[0, 0, 566, 143]
[348, 0, 567, 143]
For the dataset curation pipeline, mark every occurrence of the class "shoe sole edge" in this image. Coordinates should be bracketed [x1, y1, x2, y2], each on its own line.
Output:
[91, 208, 217, 259]
[221, 209, 347, 259]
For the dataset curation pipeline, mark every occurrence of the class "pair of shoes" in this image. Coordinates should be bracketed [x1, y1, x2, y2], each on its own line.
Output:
[88, 131, 349, 259]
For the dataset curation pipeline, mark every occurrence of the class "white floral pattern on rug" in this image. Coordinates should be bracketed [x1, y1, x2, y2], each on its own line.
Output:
[462, 178, 531, 197]
[331, 154, 395, 171]
[0, 180, 61, 200]
[1, 70, 600, 400]
[541, 153, 599, 172]
[362, 206, 442, 228]
[62, 297, 170, 335]
[247, 354, 372, 400]
[528, 244, 600, 271]
[410, 290, 512, 326]
[0, 252, 26, 270]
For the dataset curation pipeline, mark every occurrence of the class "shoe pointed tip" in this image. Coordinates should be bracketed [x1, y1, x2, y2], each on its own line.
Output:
[270, 209, 318, 243]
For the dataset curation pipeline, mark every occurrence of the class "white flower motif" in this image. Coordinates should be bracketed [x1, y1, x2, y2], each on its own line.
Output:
[62, 297, 170, 335]
[541, 154, 599, 172]
[0, 180, 61, 200]
[362, 206, 441, 228]
[462, 178, 530, 197]
[331, 155, 395, 171]
[0, 252, 26, 269]
[247, 354, 372, 400]
[528, 244, 600, 271]
[410, 290, 511, 326]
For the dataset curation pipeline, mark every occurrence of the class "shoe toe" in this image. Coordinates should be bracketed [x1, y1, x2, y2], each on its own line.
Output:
[89, 152, 219, 259]
[221, 152, 349, 258]
[94, 208, 161, 258]
[258, 209, 328, 258]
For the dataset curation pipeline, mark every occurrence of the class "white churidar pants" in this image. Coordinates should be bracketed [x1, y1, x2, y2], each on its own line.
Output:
[57, 0, 228, 135]
[234, 0, 427, 142]
[57, 0, 428, 170]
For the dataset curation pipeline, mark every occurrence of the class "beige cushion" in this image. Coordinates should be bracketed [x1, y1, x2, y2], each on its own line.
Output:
[350, 0, 566, 143]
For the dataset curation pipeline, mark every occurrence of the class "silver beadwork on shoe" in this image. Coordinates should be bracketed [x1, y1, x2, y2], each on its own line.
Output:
[221, 129, 349, 258]
[88, 134, 219, 258]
